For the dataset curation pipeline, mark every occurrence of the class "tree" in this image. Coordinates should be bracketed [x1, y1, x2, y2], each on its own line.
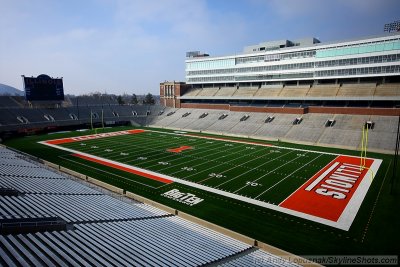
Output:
[131, 94, 138, 105]
[117, 95, 125, 105]
[143, 93, 155, 105]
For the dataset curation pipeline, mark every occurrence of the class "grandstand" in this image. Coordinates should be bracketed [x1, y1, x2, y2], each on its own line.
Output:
[156, 32, 400, 153]
[0, 147, 299, 266]
[150, 108, 398, 152]
[0, 95, 164, 134]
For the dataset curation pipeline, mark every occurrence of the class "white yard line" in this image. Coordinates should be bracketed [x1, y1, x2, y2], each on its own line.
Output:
[254, 153, 323, 199]
[194, 147, 272, 183]
[157, 142, 267, 175]
[218, 150, 295, 189]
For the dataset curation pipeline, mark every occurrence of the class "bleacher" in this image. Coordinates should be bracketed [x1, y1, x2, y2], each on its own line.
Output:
[307, 84, 340, 97]
[0, 96, 22, 108]
[68, 95, 119, 106]
[181, 82, 400, 100]
[374, 83, 400, 97]
[197, 87, 219, 96]
[214, 87, 237, 97]
[279, 85, 311, 97]
[254, 85, 283, 97]
[184, 88, 202, 96]
[150, 108, 398, 152]
[0, 147, 299, 266]
[233, 87, 259, 97]
[336, 83, 376, 97]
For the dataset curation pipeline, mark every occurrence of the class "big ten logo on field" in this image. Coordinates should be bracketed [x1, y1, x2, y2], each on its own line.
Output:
[161, 189, 204, 206]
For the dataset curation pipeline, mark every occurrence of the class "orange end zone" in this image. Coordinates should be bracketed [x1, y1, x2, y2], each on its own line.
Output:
[279, 155, 373, 222]
[44, 129, 145, 145]
[167, 146, 193, 153]
[126, 129, 146, 134]
[72, 153, 173, 184]
[45, 138, 76, 145]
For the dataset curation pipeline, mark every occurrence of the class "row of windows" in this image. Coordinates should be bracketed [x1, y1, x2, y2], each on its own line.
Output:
[315, 54, 400, 67]
[316, 39, 400, 58]
[186, 58, 235, 70]
[186, 38, 400, 71]
[235, 73, 314, 81]
[187, 54, 400, 76]
[187, 76, 234, 82]
[187, 72, 313, 83]
[235, 50, 316, 65]
[187, 65, 400, 83]
[315, 65, 400, 77]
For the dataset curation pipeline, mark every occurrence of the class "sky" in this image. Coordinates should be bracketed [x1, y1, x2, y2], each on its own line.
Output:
[0, 0, 399, 95]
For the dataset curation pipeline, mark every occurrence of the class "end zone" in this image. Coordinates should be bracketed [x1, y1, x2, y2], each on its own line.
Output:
[279, 155, 381, 230]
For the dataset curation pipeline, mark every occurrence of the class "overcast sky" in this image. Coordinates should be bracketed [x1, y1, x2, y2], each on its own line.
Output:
[0, 0, 399, 95]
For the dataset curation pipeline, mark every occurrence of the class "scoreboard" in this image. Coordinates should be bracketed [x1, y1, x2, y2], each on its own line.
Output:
[23, 74, 64, 101]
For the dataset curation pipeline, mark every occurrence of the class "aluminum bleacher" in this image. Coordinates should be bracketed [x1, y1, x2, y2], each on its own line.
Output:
[197, 87, 219, 96]
[215, 87, 237, 97]
[0, 96, 22, 108]
[233, 87, 259, 97]
[337, 83, 376, 97]
[1, 147, 297, 266]
[254, 85, 283, 97]
[374, 83, 400, 97]
[150, 108, 398, 152]
[307, 84, 340, 97]
[279, 85, 310, 97]
[184, 88, 202, 96]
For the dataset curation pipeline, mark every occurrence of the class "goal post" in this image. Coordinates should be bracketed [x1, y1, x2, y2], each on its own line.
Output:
[360, 125, 369, 170]
[360, 125, 374, 182]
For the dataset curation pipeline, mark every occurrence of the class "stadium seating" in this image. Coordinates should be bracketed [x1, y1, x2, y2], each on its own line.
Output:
[307, 84, 340, 97]
[0, 96, 22, 108]
[374, 83, 400, 97]
[0, 147, 298, 266]
[284, 113, 332, 143]
[185, 110, 223, 130]
[337, 83, 376, 97]
[197, 87, 219, 96]
[183, 88, 202, 96]
[229, 113, 266, 135]
[149, 108, 398, 152]
[233, 87, 259, 97]
[279, 85, 311, 97]
[254, 85, 283, 97]
[0, 109, 19, 125]
[214, 87, 237, 97]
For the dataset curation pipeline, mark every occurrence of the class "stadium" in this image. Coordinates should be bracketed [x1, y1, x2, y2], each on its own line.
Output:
[1, 30, 400, 266]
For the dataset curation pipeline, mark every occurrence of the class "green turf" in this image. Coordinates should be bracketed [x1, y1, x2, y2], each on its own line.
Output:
[3, 125, 400, 255]
[55, 129, 337, 204]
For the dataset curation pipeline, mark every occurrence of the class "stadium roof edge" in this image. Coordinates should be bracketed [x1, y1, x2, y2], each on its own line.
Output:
[185, 32, 400, 61]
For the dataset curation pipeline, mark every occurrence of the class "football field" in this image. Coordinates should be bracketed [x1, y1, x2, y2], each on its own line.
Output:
[40, 128, 382, 231]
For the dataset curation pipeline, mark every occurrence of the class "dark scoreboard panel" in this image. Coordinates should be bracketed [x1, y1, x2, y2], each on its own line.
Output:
[24, 75, 64, 101]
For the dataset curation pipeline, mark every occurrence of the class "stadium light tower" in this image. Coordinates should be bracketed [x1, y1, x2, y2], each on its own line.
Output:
[384, 20, 400, 33]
